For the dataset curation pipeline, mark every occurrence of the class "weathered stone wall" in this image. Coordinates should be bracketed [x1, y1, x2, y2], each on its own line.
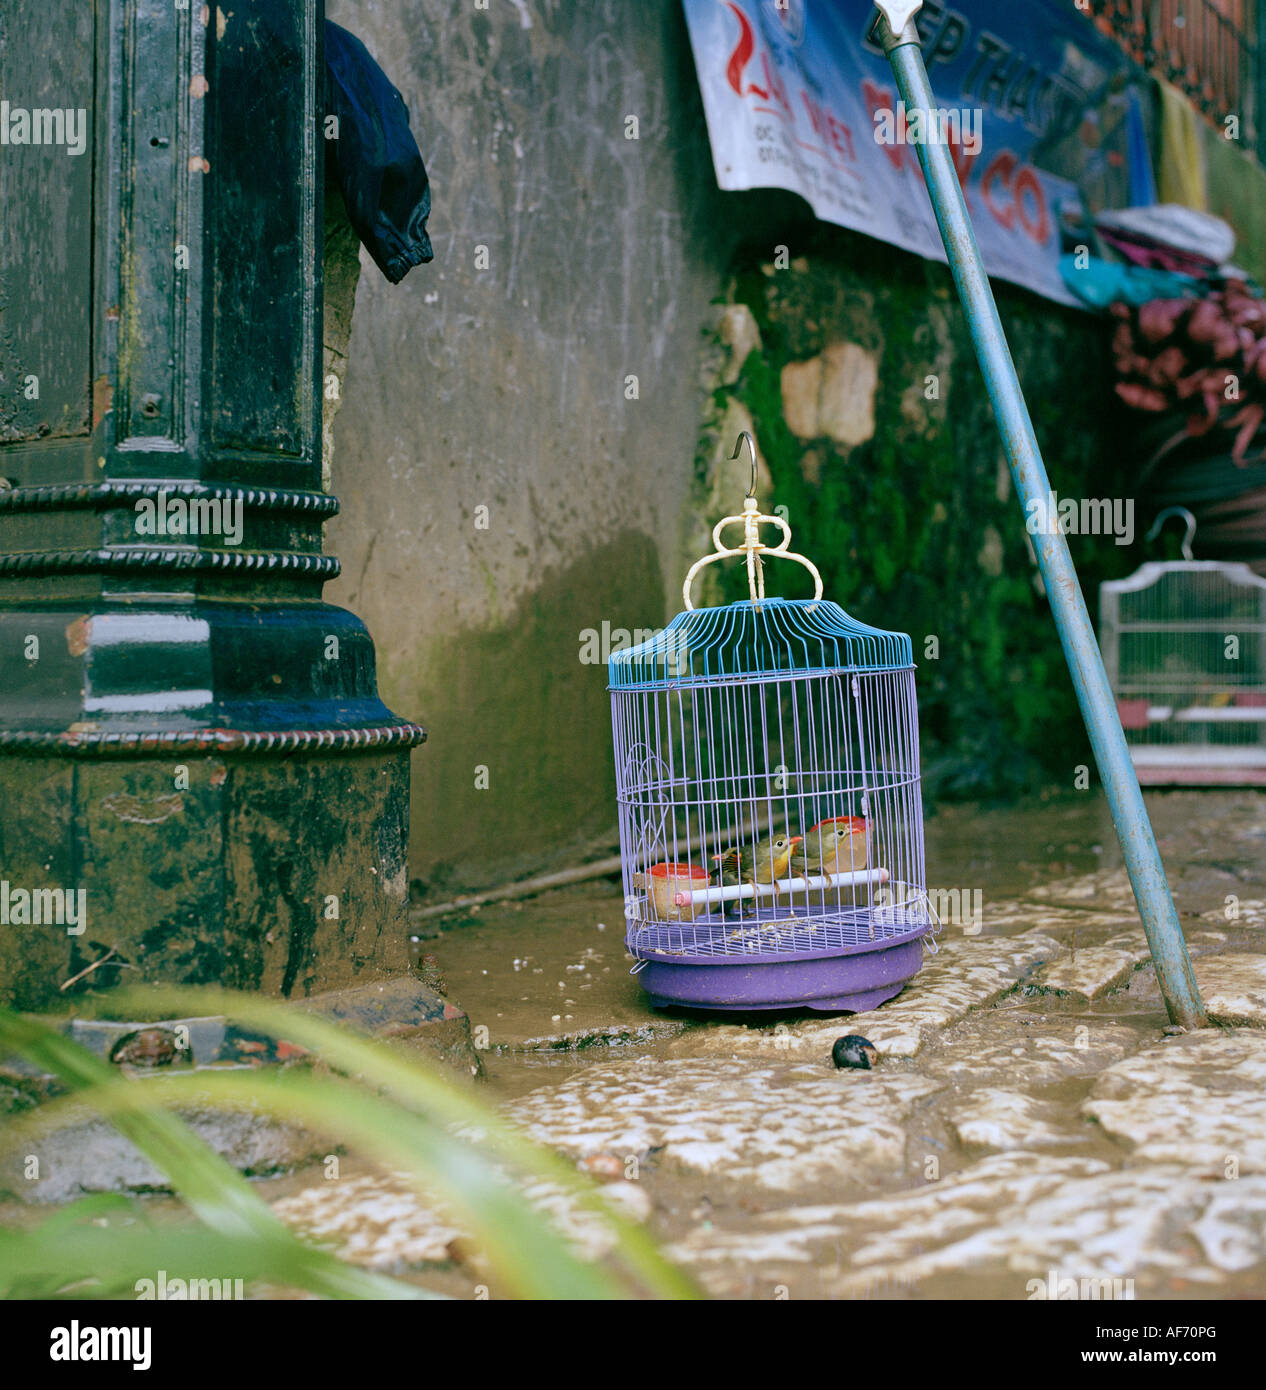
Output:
[324, 0, 739, 894]
[325, 0, 1127, 893]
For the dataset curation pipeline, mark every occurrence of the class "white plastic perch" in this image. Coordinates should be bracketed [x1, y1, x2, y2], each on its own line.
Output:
[673, 866, 889, 909]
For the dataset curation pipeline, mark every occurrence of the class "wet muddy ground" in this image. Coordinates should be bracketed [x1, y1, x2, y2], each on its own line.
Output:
[266, 789, 1266, 1300]
[9, 791, 1260, 1300]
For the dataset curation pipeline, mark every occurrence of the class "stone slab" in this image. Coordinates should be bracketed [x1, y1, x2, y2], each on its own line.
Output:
[919, 1016, 1141, 1089]
[1027, 870, 1136, 912]
[508, 1056, 943, 1193]
[1033, 946, 1144, 1001]
[1195, 954, 1266, 1027]
[1084, 1028, 1266, 1170]
[664, 933, 1064, 1061]
[669, 1152, 1266, 1297]
[292, 975, 482, 1074]
[948, 1090, 1079, 1154]
[1, 1099, 330, 1204]
[270, 1167, 650, 1270]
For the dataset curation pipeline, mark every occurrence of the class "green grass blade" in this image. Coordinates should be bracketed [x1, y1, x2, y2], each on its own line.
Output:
[0, 1216, 444, 1300]
[82, 1068, 630, 1299]
[0, 1009, 430, 1301]
[108, 985, 700, 1300]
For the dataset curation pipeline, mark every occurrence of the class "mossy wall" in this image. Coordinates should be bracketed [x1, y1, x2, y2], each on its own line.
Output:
[697, 226, 1136, 799]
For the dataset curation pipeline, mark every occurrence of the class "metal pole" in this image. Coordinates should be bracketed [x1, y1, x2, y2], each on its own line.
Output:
[874, 1, 1208, 1028]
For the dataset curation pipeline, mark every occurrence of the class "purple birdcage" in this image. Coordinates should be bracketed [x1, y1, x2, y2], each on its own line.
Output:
[608, 434, 937, 1013]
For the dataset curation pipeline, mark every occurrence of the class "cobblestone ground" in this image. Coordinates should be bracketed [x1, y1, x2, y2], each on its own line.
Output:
[270, 792, 1266, 1299]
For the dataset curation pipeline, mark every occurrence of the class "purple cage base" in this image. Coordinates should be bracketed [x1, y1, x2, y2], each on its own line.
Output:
[631, 919, 929, 1014]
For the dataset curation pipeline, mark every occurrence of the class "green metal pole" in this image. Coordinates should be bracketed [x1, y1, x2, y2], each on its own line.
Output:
[0, 0, 425, 1011]
[874, 0, 1207, 1028]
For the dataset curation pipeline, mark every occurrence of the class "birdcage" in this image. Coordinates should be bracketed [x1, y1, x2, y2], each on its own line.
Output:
[1100, 508, 1266, 785]
[608, 435, 937, 1013]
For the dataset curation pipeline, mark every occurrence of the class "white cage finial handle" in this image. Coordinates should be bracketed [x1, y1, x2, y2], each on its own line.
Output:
[1145, 506, 1196, 562]
[682, 432, 824, 610]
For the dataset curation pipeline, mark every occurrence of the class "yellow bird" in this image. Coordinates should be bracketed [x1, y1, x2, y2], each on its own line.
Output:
[791, 816, 869, 877]
[711, 832, 802, 916]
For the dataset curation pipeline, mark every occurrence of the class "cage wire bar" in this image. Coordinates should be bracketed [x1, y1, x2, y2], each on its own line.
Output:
[876, 0, 1207, 1028]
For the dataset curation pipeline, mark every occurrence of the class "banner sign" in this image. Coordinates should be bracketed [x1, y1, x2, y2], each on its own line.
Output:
[682, 0, 1125, 306]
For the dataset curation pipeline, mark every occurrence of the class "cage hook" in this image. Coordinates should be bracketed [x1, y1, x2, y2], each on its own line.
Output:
[733, 431, 759, 499]
[1145, 506, 1196, 562]
[681, 434, 824, 609]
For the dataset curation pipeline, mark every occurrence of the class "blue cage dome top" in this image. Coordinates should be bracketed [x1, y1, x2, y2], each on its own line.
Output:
[608, 597, 914, 690]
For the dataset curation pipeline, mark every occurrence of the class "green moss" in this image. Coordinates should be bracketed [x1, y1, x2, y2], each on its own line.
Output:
[394, 531, 667, 893]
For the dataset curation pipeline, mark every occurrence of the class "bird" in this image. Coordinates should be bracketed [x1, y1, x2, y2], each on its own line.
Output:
[711, 832, 802, 916]
[832, 1034, 879, 1069]
[709, 849, 748, 918]
[791, 816, 868, 878]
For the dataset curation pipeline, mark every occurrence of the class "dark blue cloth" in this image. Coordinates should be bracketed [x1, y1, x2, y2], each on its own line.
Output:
[325, 21, 433, 284]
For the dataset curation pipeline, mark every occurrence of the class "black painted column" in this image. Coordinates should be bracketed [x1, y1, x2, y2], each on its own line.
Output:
[0, 0, 425, 1009]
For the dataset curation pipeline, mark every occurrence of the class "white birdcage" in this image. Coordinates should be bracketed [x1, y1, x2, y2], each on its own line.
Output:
[1100, 508, 1266, 784]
